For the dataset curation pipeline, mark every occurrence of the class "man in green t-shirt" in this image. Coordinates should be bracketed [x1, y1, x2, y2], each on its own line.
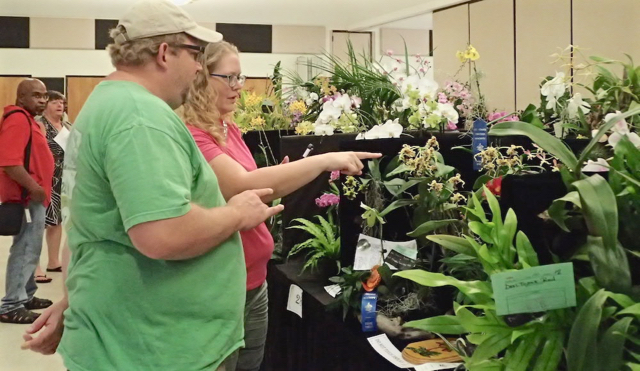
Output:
[20, 1, 283, 370]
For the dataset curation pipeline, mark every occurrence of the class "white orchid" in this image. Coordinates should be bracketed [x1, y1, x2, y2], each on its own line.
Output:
[305, 92, 319, 106]
[434, 103, 459, 123]
[401, 74, 439, 100]
[357, 119, 403, 140]
[566, 93, 590, 119]
[541, 72, 568, 110]
[333, 93, 353, 114]
[581, 158, 609, 172]
[314, 123, 334, 136]
[316, 100, 342, 124]
[591, 129, 608, 143]
[605, 111, 640, 148]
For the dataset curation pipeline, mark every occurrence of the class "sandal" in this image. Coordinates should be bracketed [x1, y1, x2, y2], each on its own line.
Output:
[35, 275, 52, 284]
[0, 307, 40, 324]
[46, 266, 62, 272]
[24, 297, 53, 310]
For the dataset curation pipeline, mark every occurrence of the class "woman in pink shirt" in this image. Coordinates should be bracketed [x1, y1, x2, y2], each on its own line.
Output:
[180, 41, 379, 371]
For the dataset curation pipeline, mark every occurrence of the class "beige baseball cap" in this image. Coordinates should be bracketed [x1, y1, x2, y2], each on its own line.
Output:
[113, 0, 222, 44]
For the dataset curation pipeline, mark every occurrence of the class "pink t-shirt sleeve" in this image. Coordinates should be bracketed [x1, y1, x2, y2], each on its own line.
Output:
[187, 125, 224, 162]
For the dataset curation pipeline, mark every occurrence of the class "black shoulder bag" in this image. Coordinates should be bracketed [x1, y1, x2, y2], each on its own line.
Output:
[0, 110, 33, 236]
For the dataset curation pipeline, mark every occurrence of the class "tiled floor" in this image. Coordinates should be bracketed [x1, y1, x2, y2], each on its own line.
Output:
[0, 235, 67, 371]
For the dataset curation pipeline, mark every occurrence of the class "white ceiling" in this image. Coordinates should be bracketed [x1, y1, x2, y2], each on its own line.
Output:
[0, 0, 462, 30]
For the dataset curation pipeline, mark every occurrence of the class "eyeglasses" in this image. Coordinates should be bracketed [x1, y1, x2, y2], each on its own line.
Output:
[174, 44, 205, 59]
[210, 73, 247, 88]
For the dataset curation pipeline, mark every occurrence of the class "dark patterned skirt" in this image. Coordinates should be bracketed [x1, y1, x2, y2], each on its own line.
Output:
[45, 166, 63, 226]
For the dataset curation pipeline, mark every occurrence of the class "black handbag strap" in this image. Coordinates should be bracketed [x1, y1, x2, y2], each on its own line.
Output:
[1, 109, 33, 204]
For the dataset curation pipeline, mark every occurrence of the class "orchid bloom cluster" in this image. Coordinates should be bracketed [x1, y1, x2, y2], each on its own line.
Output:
[441, 81, 475, 120]
[315, 170, 342, 208]
[313, 92, 363, 136]
[356, 118, 403, 140]
[487, 111, 519, 124]
[477, 144, 560, 178]
[395, 73, 459, 130]
[283, 94, 310, 126]
[540, 72, 591, 122]
[397, 138, 467, 205]
[582, 112, 640, 172]
[378, 50, 431, 87]
[456, 45, 480, 63]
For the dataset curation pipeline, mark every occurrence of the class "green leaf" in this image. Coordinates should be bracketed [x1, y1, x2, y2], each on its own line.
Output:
[483, 185, 503, 230]
[504, 333, 543, 371]
[515, 231, 540, 267]
[384, 178, 421, 197]
[498, 209, 518, 263]
[469, 221, 494, 244]
[548, 191, 582, 232]
[597, 317, 633, 371]
[435, 162, 456, 177]
[379, 199, 415, 217]
[531, 331, 564, 371]
[617, 303, 640, 317]
[586, 236, 632, 294]
[394, 270, 494, 304]
[404, 315, 465, 334]
[407, 219, 458, 238]
[427, 235, 478, 257]
[573, 175, 618, 250]
[386, 163, 412, 178]
[469, 331, 512, 364]
[567, 289, 608, 371]
[609, 292, 636, 309]
[489, 121, 578, 169]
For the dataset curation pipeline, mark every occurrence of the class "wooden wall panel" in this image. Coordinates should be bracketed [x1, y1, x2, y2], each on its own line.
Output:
[433, 4, 469, 86]
[0, 76, 30, 110]
[66, 76, 104, 123]
[515, 0, 571, 110]
[573, 0, 640, 88]
[243, 78, 273, 97]
[470, 0, 515, 111]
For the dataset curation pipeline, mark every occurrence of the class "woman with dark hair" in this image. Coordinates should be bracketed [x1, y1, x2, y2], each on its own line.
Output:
[35, 90, 71, 283]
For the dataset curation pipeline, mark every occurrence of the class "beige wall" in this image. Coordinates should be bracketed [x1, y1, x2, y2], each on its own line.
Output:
[433, 4, 469, 85]
[380, 28, 429, 56]
[434, 0, 640, 112]
[30, 18, 95, 49]
[470, 0, 515, 111]
[515, 0, 571, 110]
[272, 26, 326, 54]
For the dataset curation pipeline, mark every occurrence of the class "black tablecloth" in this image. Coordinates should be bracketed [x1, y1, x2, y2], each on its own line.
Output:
[263, 259, 406, 371]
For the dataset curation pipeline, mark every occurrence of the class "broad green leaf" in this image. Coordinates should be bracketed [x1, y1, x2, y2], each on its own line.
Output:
[609, 292, 636, 308]
[394, 270, 493, 304]
[567, 289, 608, 371]
[490, 121, 578, 169]
[573, 175, 618, 250]
[515, 231, 540, 267]
[407, 219, 457, 238]
[455, 305, 509, 334]
[504, 333, 543, 371]
[510, 328, 535, 344]
[427, 234, 477, 257]
[404, 315, 465, 334]
[531, 331, 564, 371]
[617, 303, 640, 317]
[384, 178, 421, 197]
[499, 209, 518, 263]
[548, 191, 582, 232]
[469, 331, 512, 364]
[469, 221, 494, 244]
[385, 163, 413, 178]
[435, 162, 456, 177]
[483, 185, 503, 230]
[597, 317, 633, 371]
[379, 199, 415, 217]
[586, 236, 632, 294]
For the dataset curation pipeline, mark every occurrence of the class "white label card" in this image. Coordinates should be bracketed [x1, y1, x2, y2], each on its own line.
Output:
[286, 284, 303, 318]
[53, 126, 71, 152]
[367, 334, 414, 368]
[324, 284, 342, 298]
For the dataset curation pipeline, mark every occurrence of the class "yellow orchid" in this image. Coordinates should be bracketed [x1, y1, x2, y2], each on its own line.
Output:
[250, 116, 266, 127]
[289, 100, 307, 115]
[456, 50, 466, 63]
[466, 45, 480, 61]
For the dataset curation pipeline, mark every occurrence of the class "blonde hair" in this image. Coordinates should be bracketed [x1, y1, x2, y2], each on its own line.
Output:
[180, 41, 239, 145]
[107, 26, 188, 67]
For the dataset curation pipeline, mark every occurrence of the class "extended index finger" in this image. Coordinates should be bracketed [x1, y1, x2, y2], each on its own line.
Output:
[354, 152, 382, 159]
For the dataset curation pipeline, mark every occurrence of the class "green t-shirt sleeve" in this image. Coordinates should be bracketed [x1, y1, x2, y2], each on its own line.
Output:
[105, 125, 193, 231]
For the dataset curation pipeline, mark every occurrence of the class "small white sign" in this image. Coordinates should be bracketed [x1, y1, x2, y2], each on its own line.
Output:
[54, 126, 71, 152]
[354, 234, 417, 271]
[414, 363, 462, 371]
[286, 284, 303, 318]
[367, 334, 414, 369]
[324, 284, 342, 298]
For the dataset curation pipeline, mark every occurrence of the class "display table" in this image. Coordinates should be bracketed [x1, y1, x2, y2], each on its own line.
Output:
[263, 259, 405, 371]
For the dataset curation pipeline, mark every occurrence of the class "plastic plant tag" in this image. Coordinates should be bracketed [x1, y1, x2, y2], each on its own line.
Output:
[286, 284, 303, 318]
[361, 292, 378, 332]
[491, 262, 577, 316]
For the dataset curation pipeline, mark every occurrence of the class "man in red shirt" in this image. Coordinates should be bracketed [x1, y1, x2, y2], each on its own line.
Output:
[0, 79, 55, 324]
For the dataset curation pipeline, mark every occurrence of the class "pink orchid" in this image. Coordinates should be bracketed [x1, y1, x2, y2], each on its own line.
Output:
[330, 170, 340, 181]
[315, 193, 340, 208]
